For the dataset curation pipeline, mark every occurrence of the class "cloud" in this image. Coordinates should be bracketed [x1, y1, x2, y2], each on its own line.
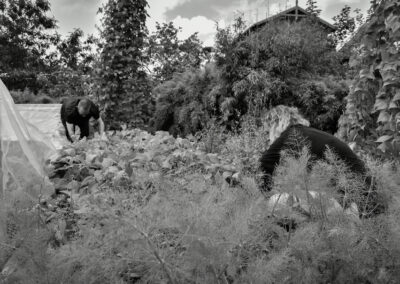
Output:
[165, 1, 220, 20]
[48, 0, 371, 47]
[171, 15, 216, 46]
[49, 0, 102, 35]
[165, 0, 261, 21]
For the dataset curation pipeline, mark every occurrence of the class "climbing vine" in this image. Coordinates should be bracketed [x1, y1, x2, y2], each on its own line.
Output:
[338, 0, 400, 157]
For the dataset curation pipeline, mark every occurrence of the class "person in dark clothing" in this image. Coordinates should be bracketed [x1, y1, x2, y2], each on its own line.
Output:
[259, 105, 387, 218]
[60, 97, 106, 142]
[260, 124, 368, 191]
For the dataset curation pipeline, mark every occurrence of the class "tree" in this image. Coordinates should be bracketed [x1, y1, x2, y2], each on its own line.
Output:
[36, 29, 99, 98]
[305, 0, 321, 17]
[332, 5, 357, 46]
[57, 29, 96, 71]
[95, 0, 152, 128]
[0, 0, 58, 71]
[147, 22, 205, 84]
[213, 18, 345, 133]
[0, 0, 58, 90]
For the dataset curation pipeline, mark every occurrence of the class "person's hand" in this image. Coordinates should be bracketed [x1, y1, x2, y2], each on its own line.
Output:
[71, 133, 80, 142]
[100, 133, 108, 141]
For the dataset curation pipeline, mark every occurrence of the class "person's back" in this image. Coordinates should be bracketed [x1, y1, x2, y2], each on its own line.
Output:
[260, 124, 367, 181]
[259, 105, 386, 217]
[60, 97, 105, 142]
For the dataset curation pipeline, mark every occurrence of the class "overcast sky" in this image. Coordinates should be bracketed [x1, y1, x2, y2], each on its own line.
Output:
[49, 0, 370, 46]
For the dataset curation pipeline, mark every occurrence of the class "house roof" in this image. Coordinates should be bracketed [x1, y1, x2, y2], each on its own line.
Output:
[245, 5, 337, 34]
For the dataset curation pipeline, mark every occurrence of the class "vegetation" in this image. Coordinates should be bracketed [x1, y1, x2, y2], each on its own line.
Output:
[95, 0, 152, 128]
[146, 22, 206, 84]
[0, 0, 58, 92]
[1, 0, 400, 283]
[2, 127, 399, 283]
[337, 0, 400, 158]
[152, 18, 347, 135]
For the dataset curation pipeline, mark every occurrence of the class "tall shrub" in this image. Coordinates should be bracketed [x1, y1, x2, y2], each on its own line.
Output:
[96, 0, 152, 128]
[338, 0, 400, 157]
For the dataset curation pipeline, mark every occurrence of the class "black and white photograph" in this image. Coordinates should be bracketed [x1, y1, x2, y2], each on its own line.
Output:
[1, 0, 399, 283]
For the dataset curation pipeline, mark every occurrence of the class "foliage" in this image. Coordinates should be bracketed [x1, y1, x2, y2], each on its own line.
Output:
[338, 0, 400, 158]
[35, 30, 99, 99]
[0, 1, 96, 98]
[57, 28, 96, 71]
[0, 0, 58, 72]
[332, 5, 365, 47]
[0, 70, 44, 93]
[152, 64, 219, 136]
[154, 17, 347, 136]
[295, 76, 348, 133]
[4, 129, 398, 283]
[332, 5, 356, 46]
[222, 115, 269, 175]
[36, 71, 93, 99]
[1, 120, 399, 283]
[147, 22, 206, 84]
[209, 18, 346, 133]
[95, 0, 152, 128]
[0, 0, 58, 91]
[247, 21, 341, 78]
[0, 210, 52, 284]
[9, 88, 38, 103]
[305, 0, 321, 17]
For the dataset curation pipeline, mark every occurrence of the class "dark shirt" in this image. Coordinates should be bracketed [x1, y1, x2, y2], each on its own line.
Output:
[260, 124, 366, 189]
[60, 98, 100, 141]
[61, 97, 100, 125]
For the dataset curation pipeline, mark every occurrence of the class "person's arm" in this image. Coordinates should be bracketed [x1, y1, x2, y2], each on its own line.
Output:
[97, 117, 108, 140]
[66, 123, 76, 141]
[61, 105, 75, 142]
[90, 101, 106, 139]
[98, 117, 105, 135]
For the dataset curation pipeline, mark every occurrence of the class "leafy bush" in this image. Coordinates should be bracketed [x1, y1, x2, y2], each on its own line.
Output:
[246, 20, 342, 78]
[10, 89, 56, 104]
[338, 0, 400, 158]
[152, 65, 219, 136]
[295, 76, 349, 133]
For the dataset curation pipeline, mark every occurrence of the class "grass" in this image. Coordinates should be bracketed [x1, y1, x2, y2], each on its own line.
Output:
[1, 126, 400, 283]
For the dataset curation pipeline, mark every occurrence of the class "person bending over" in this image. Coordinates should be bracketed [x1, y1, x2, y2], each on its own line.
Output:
[259, 105, 385, 217]
[61, 97, 106, 142]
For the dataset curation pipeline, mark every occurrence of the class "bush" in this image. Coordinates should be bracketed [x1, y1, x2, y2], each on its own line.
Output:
[9, 89, 56, 104]
[1, 71, 44, 93]
[247, 20, 343, 78]
[152, 65, 219, 136]
[295, 76, 349, 133]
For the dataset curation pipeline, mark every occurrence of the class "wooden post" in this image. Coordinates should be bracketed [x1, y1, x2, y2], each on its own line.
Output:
[295, 0, 299, 21]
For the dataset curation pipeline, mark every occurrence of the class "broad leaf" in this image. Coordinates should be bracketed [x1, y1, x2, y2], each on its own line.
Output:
[377, 141, 391, 153]
[377, 110, 390, 123]
[375, 135, 393, 143]
[385, 12, 400, 35]
[373, 99, 389, 112]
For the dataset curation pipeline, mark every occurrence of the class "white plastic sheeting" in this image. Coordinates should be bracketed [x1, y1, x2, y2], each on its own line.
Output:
[0, 79, 56, 240]
[16, 104, 66, 150]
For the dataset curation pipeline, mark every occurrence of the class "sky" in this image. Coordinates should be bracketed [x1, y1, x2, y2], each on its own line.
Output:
[49, 0, 371, 47]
